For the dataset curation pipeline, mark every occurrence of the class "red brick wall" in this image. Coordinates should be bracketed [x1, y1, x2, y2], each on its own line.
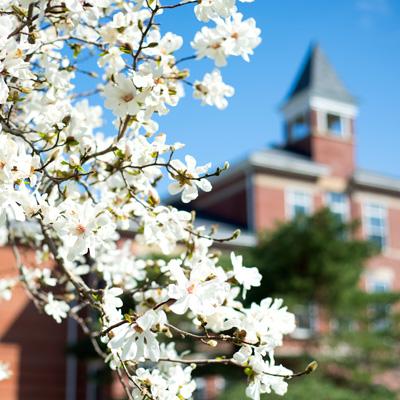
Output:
[365, 255, 400, 291]
[388, 209, 400, 250]
[311, 134, 355, 178]
[350, 199, 363, 239]
[314, 192, 324, 210]
[0, 247, 69, 400]
[254, 185, 285, 231]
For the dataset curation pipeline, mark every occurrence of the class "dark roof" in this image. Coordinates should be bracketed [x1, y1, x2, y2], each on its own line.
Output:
[286, 44, 356, 105]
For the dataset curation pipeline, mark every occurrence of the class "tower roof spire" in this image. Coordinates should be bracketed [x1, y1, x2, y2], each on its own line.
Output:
[287, 44, 356, 105]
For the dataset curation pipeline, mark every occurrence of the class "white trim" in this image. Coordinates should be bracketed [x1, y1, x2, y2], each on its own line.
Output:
[325, 191, 350, 221]
[362, 202, 388, 250]
[282, 92, 358, 121]
[285, 188, 313, 219]
[250, 151, 329, 178]
[310, 96, 358, 117]
[365, 267, 394, 292]
[291, 304, 317, 340]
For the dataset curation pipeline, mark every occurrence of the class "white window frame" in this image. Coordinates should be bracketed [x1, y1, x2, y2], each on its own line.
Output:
[366, 276, 392, 331]
[326, 192, 349, 221]
[286, 189, 313, 219]
[291, 304, 317, 340]
[326, 112, 344, 137]
[318, 110, 350, 138]
[363, 203, 388, 250]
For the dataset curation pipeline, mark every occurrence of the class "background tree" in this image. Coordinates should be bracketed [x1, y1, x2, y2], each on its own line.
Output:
[244, 208, 400, 397]
[246, 208, 375, 311]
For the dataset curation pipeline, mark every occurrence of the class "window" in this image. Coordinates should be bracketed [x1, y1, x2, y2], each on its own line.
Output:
[369, 279, 391, 331]
[371, 281, 389, 293]
[291, 304, 316, 339]
[364, 204, 387, 250]
[326, 192, 349, 221]
[290, 114, 309, 141]
[326, 113, 342, 136]
[286, 190, 312, 218]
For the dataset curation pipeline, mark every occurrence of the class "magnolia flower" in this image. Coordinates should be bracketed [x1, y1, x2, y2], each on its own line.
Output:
[97, 47, 125, 74]
[191, 12, 261, 67]
[108, 310, 165, 362]
[0, 361, 11, 382]
[96, 242, 146, 290]
[0, 74, 8, 105]
[158, 32, 183, 54]
[168, 155, 212, 203]
[140, 206, 191, 254]
[193, 0, 255, 22]
[103, 74, 145, 117]
[194, 0, 236, 22]
[168, 261, 228, 316]
[245, 352, 292, 400]
[102, 287, 123, 315]
[230, 251, 262, 298]
[44, 293, 70, 324]
[220, 12, 261, 62]
[133, 364, 196, 400]
[235, 298, 296, 351]
[0, 134, 39, 184]
[0, 278, 16, 301]
[54, 200, 116, 260]
[193, 69, 234, 109]
[191, 25, 228, 67]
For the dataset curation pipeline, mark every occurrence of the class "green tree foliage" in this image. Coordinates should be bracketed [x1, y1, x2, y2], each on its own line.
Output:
[217, 377, 396, 400]
[245, 208, 376, 311]
[243, 209, 400, 393]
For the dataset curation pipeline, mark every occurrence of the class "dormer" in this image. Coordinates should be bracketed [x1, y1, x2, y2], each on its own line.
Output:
[282, 44, 358, 178]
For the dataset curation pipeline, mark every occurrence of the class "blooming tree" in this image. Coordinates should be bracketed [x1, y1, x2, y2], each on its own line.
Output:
[0, 1, 310, 398]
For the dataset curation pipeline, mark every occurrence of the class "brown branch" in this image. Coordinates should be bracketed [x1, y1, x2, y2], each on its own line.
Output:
[159, 0, 198, 10]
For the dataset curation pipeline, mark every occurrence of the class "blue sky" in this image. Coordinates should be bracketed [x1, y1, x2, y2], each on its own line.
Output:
[156, 0, 400, 183]
[83, 0, 400, 193]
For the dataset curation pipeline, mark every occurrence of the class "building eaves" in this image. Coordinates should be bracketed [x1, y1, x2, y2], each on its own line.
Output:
[353, 169, 400, 194]
[249, 149, 330, 178]
[194, 218, 257, 248]
[164, 149, 329, 206]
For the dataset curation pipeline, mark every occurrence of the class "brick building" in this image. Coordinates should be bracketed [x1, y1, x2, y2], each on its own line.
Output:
[174, 44, 400, 337]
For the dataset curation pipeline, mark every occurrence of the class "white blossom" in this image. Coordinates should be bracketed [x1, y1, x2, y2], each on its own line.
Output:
[167, 260, 228, 316]
[192, 12, 261, 67]
[44, 293, 70, 324]
[0, 3, 296, 398]
[194, 69, 235, 109]
[103, 74, 147, 117]
[54, 200, 116, 260]
[108, 310, 166, 362]
[230, 251, 262, 298]
[0, 278, 16, 301]
[0, 361, 11, 382]
[246, 352, 292, 399]
[168, 155, 212, 203]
